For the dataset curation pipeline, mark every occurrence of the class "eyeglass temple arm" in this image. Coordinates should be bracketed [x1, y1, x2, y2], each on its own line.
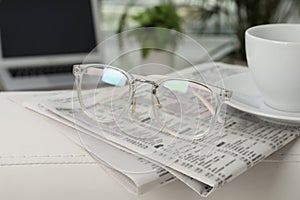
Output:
[191, 89, 232, 123]
[192, 90, 216, 116]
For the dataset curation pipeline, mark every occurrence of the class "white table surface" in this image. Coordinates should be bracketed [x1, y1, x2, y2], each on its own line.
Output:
[0, 92, 300, 200]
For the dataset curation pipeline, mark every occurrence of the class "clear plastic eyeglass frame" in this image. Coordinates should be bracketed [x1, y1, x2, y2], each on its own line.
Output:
[73, 63, 233, 140]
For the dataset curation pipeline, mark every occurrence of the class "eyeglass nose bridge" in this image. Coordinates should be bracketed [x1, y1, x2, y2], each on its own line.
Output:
[129, 78, 161, 112]
[134, 78, 158, 87]
[134, 78, 159, 96]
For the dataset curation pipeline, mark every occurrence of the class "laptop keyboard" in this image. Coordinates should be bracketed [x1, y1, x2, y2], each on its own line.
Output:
[9, 65, 73, 78]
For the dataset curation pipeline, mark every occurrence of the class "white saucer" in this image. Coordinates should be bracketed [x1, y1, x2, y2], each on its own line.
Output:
[222, 71, 300, 125]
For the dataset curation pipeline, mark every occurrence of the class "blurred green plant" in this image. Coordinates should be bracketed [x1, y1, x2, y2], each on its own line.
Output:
[131, 3, 182, 31]
[117, 1, 182, 58]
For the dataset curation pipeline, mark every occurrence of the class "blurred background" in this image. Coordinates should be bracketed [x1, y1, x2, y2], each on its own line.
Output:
[103, 0, 300, 61]
[0, 0, 299, 91]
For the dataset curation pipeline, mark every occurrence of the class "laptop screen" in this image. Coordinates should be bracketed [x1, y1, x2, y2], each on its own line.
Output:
[0, 0, 97, 58]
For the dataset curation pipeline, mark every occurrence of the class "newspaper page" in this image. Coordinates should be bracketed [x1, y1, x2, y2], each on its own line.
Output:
[24, 95, 215, 196]
[23, 62, 299, 197]
[22, 91, 214, 195]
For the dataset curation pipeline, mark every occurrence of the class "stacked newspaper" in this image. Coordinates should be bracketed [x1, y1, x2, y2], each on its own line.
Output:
[20, 62, 299, 197]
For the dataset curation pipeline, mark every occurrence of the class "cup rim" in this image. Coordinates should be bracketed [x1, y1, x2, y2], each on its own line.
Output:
[245, 23, 300, 45]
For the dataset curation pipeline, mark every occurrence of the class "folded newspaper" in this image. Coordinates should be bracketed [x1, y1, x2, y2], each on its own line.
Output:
[21, 62, 299, 197]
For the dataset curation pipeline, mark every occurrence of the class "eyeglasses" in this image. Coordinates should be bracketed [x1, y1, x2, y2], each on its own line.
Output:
[73, 64, 232, 140]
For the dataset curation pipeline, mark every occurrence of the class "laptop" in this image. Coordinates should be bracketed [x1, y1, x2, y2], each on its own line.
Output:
[0, 0, 101, 90]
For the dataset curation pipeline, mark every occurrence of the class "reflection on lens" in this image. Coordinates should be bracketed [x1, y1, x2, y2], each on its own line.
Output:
[163, 80, 189, 93]
[80, 65, 130, 122]
[154, 80, 216, 139]
[102, 68, 127, 86]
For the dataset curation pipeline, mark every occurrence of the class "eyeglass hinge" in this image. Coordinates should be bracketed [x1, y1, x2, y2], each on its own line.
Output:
[73, 65, 83, 76]
[220, 90, 232, 101]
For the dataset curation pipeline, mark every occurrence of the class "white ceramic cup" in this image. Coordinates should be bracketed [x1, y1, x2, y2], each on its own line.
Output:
[246, 24, 300, 112]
